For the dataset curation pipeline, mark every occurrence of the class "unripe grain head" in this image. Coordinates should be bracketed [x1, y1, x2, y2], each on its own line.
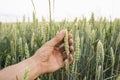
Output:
[116, 32, 120, 47]
[110, 47, 115, 66]
[25, 43, 30, 58]
[75, 31, 80, 62]
[64, 29, 70, 71]
[96, 40, 104, 63]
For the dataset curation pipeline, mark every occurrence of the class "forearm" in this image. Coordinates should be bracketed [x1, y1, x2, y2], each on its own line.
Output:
[0, 56, 42, 80]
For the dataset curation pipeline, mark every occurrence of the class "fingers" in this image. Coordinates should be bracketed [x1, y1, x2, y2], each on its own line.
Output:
[59, 38, 74, 53]
[62, 52, 67, 61]
[68, 54, 74, 64]
[60, 45, 74, 53]
[69, 38, 73, 46]
[68, 34, 72, 39]
[69, 37, 74, 53]
[48, 30, 66, 46]
[62, 54, 73, 67]
[70, 46, 74, 53]
[59, 46, 65, 52]
[48, 30, 73, 47]
[56, 33, 73, 47]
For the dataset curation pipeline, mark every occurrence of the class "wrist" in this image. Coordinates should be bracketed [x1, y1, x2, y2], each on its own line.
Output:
[31, 55, 46, 75]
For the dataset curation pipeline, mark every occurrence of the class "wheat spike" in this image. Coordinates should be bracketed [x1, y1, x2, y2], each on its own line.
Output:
[110, 47, 115, 66]
[22, 68, 29, 80]
[74, 31, 80, 62]
[31, 32, 35, 50]
[96, 40, 104, 63]
[71, 60, 75, 73]
[83, 76, 87, 80]
[116, 75, 120, 80]
[64, 29, 70, 71]
[18, 37, 23, 56]
[5, 55, 11, 67]
[25, 43, 30, 58]
[116, 32, 120, 47]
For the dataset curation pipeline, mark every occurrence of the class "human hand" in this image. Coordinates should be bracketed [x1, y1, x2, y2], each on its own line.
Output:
[32, 30, 74, 75]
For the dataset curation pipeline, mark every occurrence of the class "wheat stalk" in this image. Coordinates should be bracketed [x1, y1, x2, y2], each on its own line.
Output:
[97, 65, 101, 80]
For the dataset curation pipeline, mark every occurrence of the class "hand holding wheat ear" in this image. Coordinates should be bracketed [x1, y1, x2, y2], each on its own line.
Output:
[0, 30, 74, 80]
[32, 29, 74, 74]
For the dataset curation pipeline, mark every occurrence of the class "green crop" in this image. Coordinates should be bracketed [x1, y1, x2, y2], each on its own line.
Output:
[0, 13, 120, 80]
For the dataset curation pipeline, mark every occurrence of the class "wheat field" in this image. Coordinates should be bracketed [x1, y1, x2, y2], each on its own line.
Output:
[0, 13, 120, 80]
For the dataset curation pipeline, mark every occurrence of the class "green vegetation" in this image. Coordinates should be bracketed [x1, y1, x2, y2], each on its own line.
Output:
[0, 13, 120, 80]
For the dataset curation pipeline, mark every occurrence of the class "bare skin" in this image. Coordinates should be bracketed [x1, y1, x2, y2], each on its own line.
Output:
[0, 30, 74, 80]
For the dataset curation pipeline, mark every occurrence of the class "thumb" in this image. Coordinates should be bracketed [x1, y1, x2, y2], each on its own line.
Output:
[49, 30, 66, 46]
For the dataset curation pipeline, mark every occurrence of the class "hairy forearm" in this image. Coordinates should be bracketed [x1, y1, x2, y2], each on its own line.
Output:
[0, 56, 42, 80]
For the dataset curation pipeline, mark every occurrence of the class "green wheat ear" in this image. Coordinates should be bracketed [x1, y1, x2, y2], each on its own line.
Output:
[110, 47, 115, 66]
[64, 29, 70, 71]
[31, 32, 35, 50]
[96, 40, 104, 63]
[18, 37, 23, 58]
[64, 29, 70, 55]
[116, 75, 120, 80]
[83, 76, 87, 80]
[74, 30, 80, 62]
[5, 55, 11, 67]
[24, 43, 30, 58]
[71, 60, 75, 73]
[96, 40, 104, 80]
[116, 32, 120, 47]
[22, 68, 29, 80]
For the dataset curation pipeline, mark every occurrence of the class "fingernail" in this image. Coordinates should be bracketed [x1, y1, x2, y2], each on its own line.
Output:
[59, 30, 66, 35]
